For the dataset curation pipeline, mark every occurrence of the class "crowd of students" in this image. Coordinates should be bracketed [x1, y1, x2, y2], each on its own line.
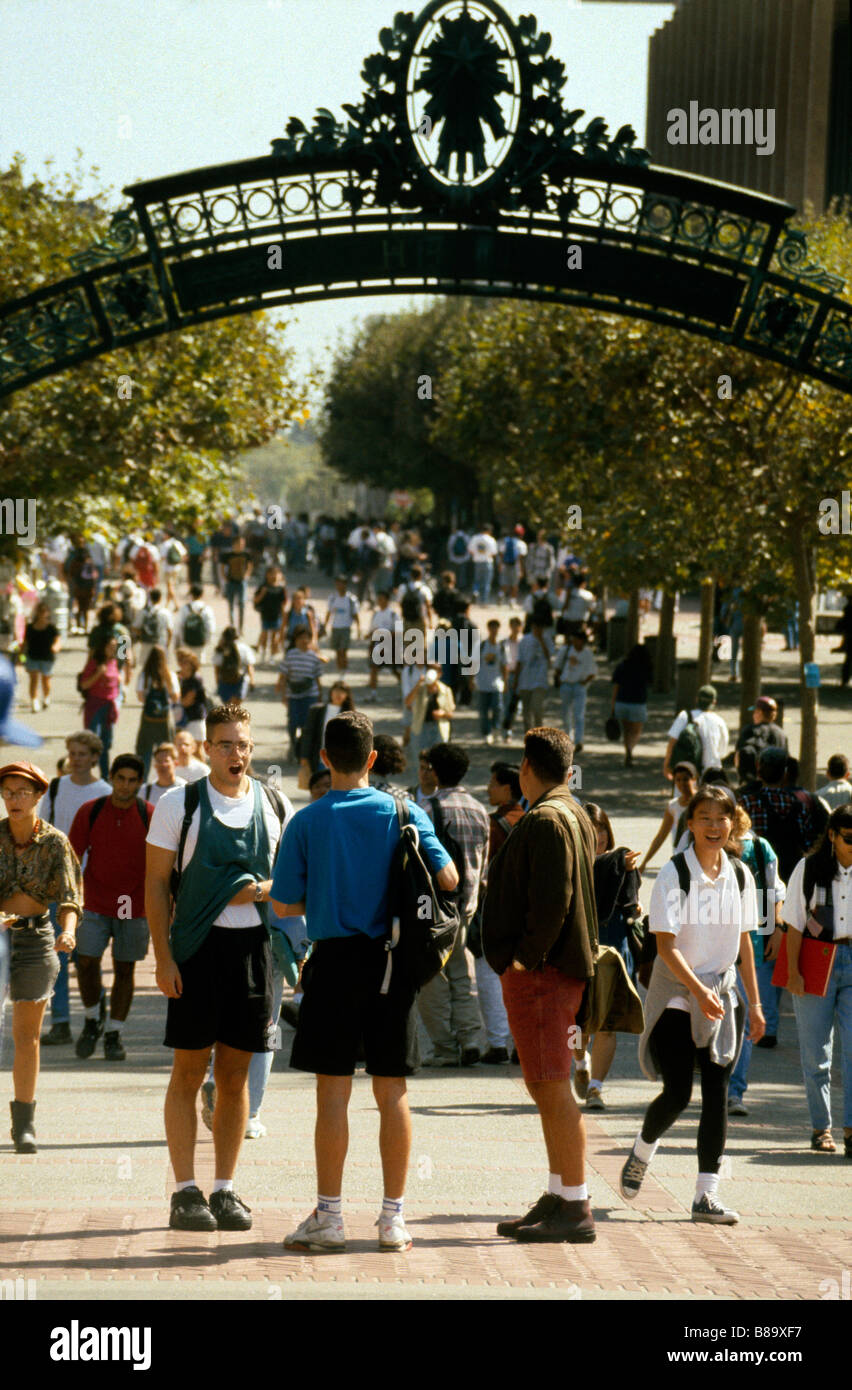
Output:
[1, 515, 850, 1251]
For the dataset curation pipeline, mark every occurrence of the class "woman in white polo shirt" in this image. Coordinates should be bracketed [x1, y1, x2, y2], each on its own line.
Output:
[782, 802, 852, 1158]
[620, 785, 765, 1223]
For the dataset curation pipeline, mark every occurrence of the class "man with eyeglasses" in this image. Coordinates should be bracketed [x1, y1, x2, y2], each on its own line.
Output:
[145, 702, 291, 1233]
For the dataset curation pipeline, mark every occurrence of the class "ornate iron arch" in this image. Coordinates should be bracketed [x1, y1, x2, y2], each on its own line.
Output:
[2, 0, 851, 399]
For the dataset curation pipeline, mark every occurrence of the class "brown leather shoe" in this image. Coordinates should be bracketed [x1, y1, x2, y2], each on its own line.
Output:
[515, 1196, 596, 1244]
[496, 1191, 560, 1237]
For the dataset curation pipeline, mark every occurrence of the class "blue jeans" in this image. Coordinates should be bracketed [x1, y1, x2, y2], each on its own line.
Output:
[791, 941, 852, 1130]
[478, 690, 501, 737]
[87, 702, 114, 778]
[225, 578, 247, 630]
[248, 966, 285, 1118]
[559, 683, 587, 744]
[472, 560, 493, 603]
[49, 902, 75, 1024]
[288, 694, 313, 756]
[756, 956, 782, 1036]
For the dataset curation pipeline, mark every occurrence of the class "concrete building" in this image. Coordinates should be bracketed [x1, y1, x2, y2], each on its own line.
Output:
[645, 0, 851, 209]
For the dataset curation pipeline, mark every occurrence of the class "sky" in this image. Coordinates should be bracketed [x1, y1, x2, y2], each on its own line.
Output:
[2, 0, 674, 385]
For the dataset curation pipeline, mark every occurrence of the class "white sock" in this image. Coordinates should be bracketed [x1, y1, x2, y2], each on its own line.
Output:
[561, 1183, 588, 1202]
[633, 1133, 659, 1164]
[695, 1172, 720, 1201]
[381, 1195, 404, 1219]
[293, 991, 304, 1004]
[84, 1003, 101, 1020]
[106, 1016, 123, 1034]
[548, 1172, 562, 1195]
[175, 1179, 197, 1192]
[588, 1079, 603, 1092]
[317, 1193, 342, 1218]
[575, 1051, 591, 1072]
[212, 1179, 233, 1194]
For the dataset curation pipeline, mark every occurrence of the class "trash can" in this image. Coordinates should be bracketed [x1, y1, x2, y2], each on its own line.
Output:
[606, 615, 628, 663]
[675, 659, 699, 714]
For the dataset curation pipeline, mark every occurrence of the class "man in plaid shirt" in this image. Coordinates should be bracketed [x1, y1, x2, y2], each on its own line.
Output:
[417, 742, 489, 1067]
[738, 747, 820, 878]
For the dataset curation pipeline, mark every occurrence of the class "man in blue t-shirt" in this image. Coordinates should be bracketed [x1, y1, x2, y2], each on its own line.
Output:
[271, 711, 457, 1255]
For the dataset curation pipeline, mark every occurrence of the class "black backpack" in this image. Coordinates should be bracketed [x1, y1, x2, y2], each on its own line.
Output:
[381, 793, 461, 993]
[182, 607, 207, 647]
[670, 712, 704, 774]
[761, 795, 808, 882]
[139, 607, 161, 644]
[401, 584, 427, 624]
[143, 682, 171, 718]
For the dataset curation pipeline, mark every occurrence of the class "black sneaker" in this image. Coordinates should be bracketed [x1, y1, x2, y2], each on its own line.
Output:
[75, 1016, 104, 1059]
[460, 1046, 481, 1067]
[496, 1191, 560, 1237]
[41, 1022, 72, 1045]
[169, 1186, 217, 1232]
[209, 1189, 253, 1231]
[104, 1030, 126, 1061]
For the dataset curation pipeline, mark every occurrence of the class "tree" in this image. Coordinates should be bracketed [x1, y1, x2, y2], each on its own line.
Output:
[0, 156, 308, 543]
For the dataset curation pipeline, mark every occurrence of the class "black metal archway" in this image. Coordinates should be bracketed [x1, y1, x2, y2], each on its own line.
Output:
[2, 0, 851, 398]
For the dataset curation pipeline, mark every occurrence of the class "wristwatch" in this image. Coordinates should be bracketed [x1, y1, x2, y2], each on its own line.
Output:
[254, 881, 264, 904]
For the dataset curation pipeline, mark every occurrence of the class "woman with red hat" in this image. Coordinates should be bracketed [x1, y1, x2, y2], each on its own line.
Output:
[0, 761, 82, 1154]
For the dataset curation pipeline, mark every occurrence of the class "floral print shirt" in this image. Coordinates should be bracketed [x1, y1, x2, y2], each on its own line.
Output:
[0, 819, 83, 920]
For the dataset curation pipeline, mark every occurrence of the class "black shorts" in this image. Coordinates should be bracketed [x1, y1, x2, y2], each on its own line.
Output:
[291, 934, 419, 1077]
[164, 926, 274, 1053]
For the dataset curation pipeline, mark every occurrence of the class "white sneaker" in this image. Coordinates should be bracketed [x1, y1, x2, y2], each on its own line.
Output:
[485, 732, 494, 745]
[32, 698, 41, 713]
[377, 1210, 413, 1252]
[244, 1116, 267, 1139]
[284, 1208, 346, 1252]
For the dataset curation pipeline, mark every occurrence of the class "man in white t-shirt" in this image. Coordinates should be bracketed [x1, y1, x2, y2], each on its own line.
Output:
[365, 592, 402, 702]
[664, 684, 729, 780]
[142, 742, 181, 807]
[554, 629, 596, 752]
[175, 584, 216, 663]
[468, 525, 499, 604]
[135, 587, 174, 670]
[322, 576, 361, 672]
[145, 705, 292, 1235]
[38, 730, 111, 1045]
[371, 524, 397, 596]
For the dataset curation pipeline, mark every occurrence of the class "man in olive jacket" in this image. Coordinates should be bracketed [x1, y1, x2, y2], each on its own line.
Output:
[482, 726, 599, 1244]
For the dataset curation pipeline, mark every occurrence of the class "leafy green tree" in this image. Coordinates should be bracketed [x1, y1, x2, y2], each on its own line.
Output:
[0, 156, 308, 542]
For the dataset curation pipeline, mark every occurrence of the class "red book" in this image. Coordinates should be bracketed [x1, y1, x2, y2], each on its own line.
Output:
[772, 934, 837, 997]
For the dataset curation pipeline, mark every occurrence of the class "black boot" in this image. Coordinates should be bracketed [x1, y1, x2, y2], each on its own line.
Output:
[10, 1100, 37, 1154]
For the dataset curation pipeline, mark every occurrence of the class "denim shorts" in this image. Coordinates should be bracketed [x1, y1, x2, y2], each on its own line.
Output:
[25, 658, 55, 674]
[614, 700, 647, 722]
[9, 915, 60, 1002]
[77, 911, 150, 962]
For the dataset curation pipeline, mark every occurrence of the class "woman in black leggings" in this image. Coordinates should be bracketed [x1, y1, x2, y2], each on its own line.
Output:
[620, 785, 765, 1224]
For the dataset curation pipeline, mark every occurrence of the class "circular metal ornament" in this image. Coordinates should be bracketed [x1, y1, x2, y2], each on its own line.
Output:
[403, 0, 526, 195]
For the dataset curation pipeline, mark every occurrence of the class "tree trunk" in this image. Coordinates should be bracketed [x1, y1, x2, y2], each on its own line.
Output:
[626, 589, 640, 651]
[653, 591, 677, 693]
[739, 604, 763, 730]
[697, 578, 715, 686]
[791, 527, 818, 791]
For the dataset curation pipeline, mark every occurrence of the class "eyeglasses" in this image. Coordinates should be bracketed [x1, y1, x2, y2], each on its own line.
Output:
[1, 786, 39, 800]
[210, 740, 253, 756]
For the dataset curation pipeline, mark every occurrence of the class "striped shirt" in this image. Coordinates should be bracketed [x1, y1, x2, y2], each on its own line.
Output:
[280, 648, 323, 699]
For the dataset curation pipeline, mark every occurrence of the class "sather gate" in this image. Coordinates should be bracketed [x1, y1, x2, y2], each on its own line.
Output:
[1, 0, 851, 399]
